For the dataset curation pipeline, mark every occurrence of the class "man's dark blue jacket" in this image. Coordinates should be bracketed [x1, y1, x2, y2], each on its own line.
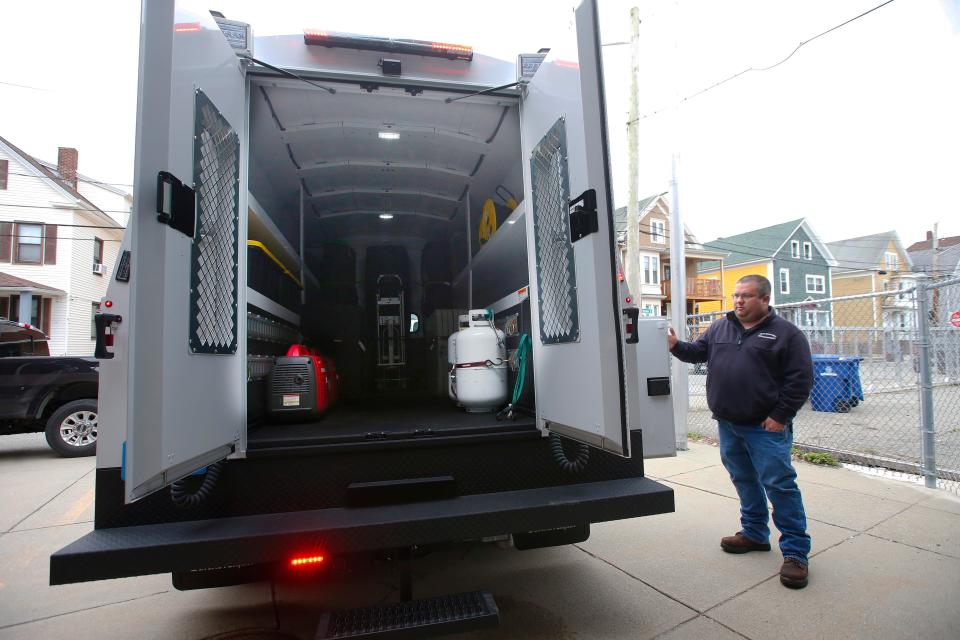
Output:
[671, 308, 813, 426]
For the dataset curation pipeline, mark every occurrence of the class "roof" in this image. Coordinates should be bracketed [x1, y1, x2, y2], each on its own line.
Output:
[0, 272, 66, 295]
[906, 234, 960, 252]
[0, 134, 125, 227]
[827, 231, 913, 274]
[613, 193, 663, 239]
[908, 244, 960, 276]
[699, 218, 838, 272]
[37, 159, 131, 199]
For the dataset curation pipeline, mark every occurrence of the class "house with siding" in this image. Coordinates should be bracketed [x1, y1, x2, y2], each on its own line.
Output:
[613, 193, 726, 317]
[827, 231, 915, 331]
[698, 218, 837, 327]
[0, 135, 129, 356]
[908, 232, 960, 335]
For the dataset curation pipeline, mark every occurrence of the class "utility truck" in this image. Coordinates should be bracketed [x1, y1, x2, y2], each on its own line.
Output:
[51, 1, 677, 636]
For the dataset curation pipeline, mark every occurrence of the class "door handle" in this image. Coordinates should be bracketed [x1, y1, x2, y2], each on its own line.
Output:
[622, 307, 639, 344]
[94, 314, 122, 360]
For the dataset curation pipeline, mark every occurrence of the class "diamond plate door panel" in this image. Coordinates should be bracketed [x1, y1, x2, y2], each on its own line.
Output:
[529, 117, 579, 344]
[189, 88, 240, 354]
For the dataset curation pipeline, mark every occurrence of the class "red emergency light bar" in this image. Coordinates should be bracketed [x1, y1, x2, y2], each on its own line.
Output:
[290, 554, 325, 568]
[304, 29, 473, 61]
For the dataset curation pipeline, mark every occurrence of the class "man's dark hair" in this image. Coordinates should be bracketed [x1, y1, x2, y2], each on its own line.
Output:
[737, 274, 771, 299]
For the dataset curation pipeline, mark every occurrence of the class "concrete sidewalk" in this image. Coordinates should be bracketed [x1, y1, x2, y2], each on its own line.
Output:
[1, 434, 958, 639]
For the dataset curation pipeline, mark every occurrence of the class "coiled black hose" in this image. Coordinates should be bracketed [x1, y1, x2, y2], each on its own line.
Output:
[550, 434, 590, 474]
[170, 462, 224, 509]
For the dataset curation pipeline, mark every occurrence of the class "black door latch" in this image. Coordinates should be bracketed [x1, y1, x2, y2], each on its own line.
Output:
[569, 189, 598, 242]
[156, 171, 196, 239]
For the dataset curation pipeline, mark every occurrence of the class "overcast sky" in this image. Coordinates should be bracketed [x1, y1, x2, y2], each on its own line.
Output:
[1, 0, 957, 251]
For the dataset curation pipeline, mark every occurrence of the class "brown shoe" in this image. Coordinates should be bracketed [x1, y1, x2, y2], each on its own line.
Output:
[720, 532, 771, 554]
[780, 558, 809, 589]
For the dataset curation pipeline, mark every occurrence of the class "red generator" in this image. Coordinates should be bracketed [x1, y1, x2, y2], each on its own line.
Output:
[268, 344, 339, 420]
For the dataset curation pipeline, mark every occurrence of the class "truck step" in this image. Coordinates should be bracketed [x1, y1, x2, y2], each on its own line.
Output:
[315, 591, 499, 639]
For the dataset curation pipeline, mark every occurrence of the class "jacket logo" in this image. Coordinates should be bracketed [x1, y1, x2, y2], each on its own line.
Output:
[758, 333, 777, 340]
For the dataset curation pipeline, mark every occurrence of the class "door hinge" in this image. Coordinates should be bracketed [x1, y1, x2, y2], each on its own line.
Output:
[569, 189, 598, 242]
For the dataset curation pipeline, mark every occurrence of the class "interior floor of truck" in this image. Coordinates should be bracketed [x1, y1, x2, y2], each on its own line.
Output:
[248, 397, 536, 450]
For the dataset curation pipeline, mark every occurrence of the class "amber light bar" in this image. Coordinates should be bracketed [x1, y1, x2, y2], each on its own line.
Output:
[304, 29, 473, 61]
[290, 554, 325, 567]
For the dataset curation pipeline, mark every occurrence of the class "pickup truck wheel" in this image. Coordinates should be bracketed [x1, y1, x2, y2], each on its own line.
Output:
[45, 400, 98, 457]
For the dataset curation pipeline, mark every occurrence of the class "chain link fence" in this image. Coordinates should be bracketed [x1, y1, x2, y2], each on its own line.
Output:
[684, 276, 960, 494]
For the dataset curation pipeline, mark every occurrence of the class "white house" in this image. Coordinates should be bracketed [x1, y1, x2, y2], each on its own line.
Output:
[0, 135, 129, 356]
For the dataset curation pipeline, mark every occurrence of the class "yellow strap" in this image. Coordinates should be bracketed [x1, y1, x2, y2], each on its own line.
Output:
[479, 198, 497, 245]
[247, 240, 303, 288]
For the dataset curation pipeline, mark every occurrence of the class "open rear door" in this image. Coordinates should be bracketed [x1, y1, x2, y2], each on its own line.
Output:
[520, 0, 631, 456]
[123, 0, 246, 501]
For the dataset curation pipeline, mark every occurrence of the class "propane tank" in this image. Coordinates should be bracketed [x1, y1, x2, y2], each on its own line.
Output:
[447, 315, 469, 404]
[450, 309, 508, 413]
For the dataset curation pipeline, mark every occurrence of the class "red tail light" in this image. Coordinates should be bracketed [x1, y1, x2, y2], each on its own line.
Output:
[290, 554, 325, 568]
[174, 23, 202, 33]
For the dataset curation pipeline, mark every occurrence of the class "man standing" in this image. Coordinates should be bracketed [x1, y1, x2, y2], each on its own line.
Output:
[668, 274, 814, 589]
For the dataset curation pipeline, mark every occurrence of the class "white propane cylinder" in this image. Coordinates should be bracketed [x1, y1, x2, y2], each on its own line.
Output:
[452, 309, 508, 413]
[447, 315, 470, 404]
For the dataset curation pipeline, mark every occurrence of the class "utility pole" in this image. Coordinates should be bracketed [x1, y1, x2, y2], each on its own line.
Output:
[931, 222, 940, 323]
[624, 7, 641, 300]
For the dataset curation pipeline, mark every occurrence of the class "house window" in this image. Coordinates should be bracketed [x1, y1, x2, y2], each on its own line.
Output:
[806, 274, 825, 293]
[15, 222, 43, 264]
[643, 255, 659, 285]
[885, 252, 898, 271]
[779, 268, 790, 294]
[803, 242, 812, 260]
[0, 159, 8, 190]
[650, 219, 666, 244]
[91, 303, 101, 339]
[93, 237, 104, 272]
[790, 240, 800, 258]
[804, 311, 822, 328]
[897, 280, 909, 300]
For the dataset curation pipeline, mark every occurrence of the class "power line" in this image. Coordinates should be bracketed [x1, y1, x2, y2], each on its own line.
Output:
[0, 235, 121, 242]
[4, 170, 133, 189]
[630, 0, 898, 123]
[0, 222, 125, 230]
[0, 80, 53, 92]
[0, 202, 131, 216]
[632, 224, 927, 272]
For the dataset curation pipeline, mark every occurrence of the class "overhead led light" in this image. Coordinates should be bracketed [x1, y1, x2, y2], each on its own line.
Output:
[379, 213, 395, 220]
[378, 131, 400, 140]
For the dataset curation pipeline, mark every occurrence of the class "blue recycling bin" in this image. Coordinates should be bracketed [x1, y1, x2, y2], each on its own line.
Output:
[810, 355, 864, 413]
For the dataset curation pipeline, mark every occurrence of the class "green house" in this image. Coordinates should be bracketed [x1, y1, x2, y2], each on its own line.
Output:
[699, 218, 837, 327]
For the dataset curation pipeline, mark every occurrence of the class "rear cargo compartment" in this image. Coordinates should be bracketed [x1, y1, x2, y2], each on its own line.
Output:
[243, 75, 531, 447]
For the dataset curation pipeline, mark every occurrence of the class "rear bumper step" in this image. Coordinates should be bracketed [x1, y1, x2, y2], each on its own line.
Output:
[50, 477, 673, 585]
[317, 591, 499, 639]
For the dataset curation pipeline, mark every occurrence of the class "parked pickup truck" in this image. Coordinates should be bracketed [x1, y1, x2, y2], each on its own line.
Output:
[0, 319, 99, 457]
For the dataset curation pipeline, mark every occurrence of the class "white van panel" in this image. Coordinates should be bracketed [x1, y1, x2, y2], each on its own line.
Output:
[124, 0, 247, 501]
[519, 0, 630, 456]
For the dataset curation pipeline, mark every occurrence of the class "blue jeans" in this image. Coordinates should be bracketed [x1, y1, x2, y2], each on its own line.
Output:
[718, 419, 811, 564]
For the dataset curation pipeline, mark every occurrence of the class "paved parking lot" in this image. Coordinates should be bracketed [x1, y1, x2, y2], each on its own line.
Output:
[687, 372, 960, 478]
[2, 432, 959, 639]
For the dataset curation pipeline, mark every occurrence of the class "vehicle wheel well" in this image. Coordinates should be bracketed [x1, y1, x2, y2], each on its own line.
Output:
[39, 383, 98, 420]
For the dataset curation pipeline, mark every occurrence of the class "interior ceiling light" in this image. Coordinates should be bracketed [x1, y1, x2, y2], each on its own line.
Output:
[379, 213, 395, 220]
[378, 131, 400, 140]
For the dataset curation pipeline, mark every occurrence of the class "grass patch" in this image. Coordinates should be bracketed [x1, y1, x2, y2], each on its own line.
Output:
[792, 449, 839, 466]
